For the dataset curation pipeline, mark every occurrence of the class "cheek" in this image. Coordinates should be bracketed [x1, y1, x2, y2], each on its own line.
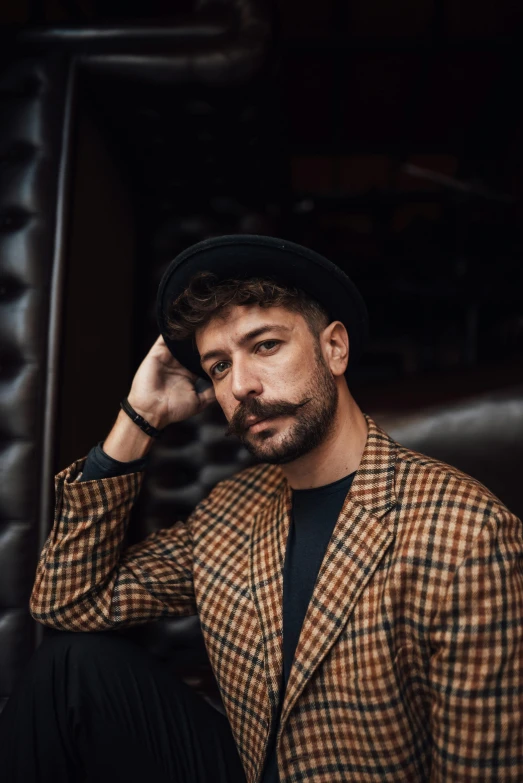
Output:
[267, 352, 309, 389]
[215, 389, 235, 419]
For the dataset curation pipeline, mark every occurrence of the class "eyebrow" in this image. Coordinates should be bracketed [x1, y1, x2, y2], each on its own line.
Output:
[200, 324, 292, 367]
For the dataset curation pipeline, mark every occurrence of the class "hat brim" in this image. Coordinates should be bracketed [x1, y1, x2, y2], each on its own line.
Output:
[156, 235, 369, 380]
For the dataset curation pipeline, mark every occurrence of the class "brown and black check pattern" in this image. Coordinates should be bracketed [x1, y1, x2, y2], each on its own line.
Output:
[30, 415, 523, 782]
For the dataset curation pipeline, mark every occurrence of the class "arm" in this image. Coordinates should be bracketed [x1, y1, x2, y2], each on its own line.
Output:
[29, 458, 204, 630]
[429, 507, 523, 781]
[30, 334, 216, 632]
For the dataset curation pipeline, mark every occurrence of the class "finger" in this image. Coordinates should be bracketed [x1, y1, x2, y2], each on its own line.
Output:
[198, 386, 216, 407]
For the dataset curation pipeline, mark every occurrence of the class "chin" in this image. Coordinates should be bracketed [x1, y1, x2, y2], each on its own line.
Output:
[245, 429, 309, 465]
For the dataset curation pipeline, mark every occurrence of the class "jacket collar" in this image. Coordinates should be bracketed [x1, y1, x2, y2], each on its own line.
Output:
[248, 414, 397, 740]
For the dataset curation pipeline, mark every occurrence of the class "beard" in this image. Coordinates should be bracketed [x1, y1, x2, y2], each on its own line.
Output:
[225, 346, 339, 465]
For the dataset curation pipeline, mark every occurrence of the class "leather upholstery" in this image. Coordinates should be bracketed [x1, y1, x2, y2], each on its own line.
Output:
[0, 57, 69, 715]
[0, 1, 270, 714]
[18, 0, 270, 85]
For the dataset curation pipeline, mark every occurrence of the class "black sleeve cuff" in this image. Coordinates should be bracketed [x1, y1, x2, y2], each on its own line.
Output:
[78, 441, 149, 482]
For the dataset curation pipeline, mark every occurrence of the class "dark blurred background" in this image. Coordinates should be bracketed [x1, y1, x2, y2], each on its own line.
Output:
[1, 0, 522, 712]
[2, 0, 523, 454]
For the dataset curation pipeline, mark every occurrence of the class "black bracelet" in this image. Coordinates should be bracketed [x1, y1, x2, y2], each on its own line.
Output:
[119, 398, 163, 438]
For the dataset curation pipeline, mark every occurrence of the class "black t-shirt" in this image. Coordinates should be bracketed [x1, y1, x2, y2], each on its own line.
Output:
[80, 445, 355, 783]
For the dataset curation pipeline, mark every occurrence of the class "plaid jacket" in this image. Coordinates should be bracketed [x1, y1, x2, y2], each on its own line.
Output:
[30, 415, 523, 782]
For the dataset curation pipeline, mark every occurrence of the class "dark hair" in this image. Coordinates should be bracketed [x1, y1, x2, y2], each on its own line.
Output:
[166, 271, 330, 342]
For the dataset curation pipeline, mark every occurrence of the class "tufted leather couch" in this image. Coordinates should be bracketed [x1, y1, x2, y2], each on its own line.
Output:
[0, 0, 271, 715]
[0, 55, 72, 716]
[1, 5, 522, 718]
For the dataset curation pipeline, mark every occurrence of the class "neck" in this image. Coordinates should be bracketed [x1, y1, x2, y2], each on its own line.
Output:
[281, 388, 368, 490]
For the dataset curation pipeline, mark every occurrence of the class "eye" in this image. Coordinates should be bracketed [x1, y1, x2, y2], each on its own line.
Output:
[210, 360, 230, 378]
[209, 340, 281, 379]
[257, 339, 280, 352]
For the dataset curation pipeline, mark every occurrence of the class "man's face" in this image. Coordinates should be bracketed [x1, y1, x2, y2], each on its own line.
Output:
[196, 304, 339, 464]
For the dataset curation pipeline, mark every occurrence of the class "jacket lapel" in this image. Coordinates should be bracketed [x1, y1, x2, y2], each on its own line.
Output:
[279, 415, 398, 730]
[248, 470, 292, 719]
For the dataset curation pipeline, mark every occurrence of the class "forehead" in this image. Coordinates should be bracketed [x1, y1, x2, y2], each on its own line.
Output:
[195, 304, 303, 350]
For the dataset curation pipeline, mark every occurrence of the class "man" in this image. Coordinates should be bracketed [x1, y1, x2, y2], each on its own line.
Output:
[1, 235, 521, 782]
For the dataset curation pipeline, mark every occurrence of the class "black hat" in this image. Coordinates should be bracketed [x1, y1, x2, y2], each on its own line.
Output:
[156, 234, 369, 380]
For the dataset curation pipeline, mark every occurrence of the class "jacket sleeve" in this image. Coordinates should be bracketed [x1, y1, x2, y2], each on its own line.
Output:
[29, 456, 199, 631]
[429, 507, 523, 782]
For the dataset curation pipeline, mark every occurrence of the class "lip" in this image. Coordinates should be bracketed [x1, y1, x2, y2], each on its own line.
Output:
[246, 416, 275, 431]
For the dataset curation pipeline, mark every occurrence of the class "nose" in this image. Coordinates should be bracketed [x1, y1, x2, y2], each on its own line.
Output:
[230, 356, 263, 401]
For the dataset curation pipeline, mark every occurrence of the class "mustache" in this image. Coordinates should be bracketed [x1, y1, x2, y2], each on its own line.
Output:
[225, 397, 312, 438]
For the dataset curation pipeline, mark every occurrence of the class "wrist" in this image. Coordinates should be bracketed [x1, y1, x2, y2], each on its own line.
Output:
[103, 409, 155, 462]
[126, 395, 165, 430]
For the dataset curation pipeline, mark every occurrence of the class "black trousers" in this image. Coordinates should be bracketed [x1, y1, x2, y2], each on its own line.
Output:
[0, 630, 247, 783]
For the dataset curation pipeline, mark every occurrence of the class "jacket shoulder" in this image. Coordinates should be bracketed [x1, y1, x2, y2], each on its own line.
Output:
[394, 440, 513, 522]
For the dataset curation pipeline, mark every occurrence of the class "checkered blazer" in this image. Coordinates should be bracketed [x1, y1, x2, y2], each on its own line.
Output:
[30, 415, 523, 782]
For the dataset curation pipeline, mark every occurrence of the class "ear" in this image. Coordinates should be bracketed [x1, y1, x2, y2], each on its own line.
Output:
[321, 321, 349, 376]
